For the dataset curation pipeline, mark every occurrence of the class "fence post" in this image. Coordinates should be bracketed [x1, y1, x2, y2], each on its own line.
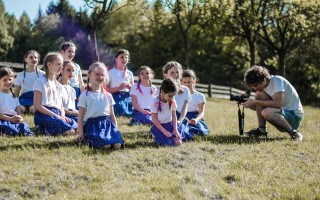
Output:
[230, 87, 232, 95]
[208, 83, 212, 98]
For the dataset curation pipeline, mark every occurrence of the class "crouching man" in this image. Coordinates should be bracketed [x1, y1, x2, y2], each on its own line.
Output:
[242, 65, 304, 141]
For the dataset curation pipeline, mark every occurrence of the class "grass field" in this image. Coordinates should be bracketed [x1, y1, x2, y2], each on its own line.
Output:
[1, 99, 319, 199]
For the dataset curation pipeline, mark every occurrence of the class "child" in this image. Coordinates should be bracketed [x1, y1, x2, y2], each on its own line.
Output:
[0, 67, 34, 136]
[182, 69, 209, 135]
[58, 61, 78, 122]
[107, 49, 134, 117]
[76, 62, 124, 150]
[33, 52, 78, 136]
[243, 65, 304, 141]
[60, 41, 85, 108]
[129, 66, 157, 125]
[151, 78, 190, 146]
[163, 61, 194, 140]
[14, 50, 45, 114]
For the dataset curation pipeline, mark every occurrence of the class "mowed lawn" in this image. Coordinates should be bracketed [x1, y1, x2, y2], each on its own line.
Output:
[0, 98, 319, 199]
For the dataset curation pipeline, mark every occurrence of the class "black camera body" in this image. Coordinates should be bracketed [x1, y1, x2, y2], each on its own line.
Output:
[230, 94, 248, 103]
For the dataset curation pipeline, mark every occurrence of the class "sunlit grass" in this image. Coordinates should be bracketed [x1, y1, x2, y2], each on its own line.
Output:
[0, 99, 319, 199]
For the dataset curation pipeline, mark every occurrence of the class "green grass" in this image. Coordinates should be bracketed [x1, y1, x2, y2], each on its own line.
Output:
[1, 99, 319, 199]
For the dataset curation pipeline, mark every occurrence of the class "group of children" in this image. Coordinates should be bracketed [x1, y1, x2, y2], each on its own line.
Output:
[0, 43, 209, 149]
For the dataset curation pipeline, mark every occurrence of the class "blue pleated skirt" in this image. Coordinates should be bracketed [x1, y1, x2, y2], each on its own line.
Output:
[186, 111, 209, 135]
[176, 112, 195, 140]
[34, 107, 78, 136]
[129, 109, 153, 125]
[150, 121, 192, 146]
[83, 115, 124, 149]
[72, 86, 81, 110]
[19, 91, 34, 106]
[0, 116, 34, 136]
[112, 91, 132, 117]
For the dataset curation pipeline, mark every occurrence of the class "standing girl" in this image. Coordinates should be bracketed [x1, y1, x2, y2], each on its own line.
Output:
[77, 62, 124, 150]
[150, 78, 187, 146]
[60, 42, 85, 108]
[33, 52, 78, 136]
[129, 66, 157, 125]
[14, 50, 45, 114]
[182, 69, 209, 135]
[107, 49, 134, 117]
[58, 61, 78, 122]
[163, 61, 194, 140]
[0, 67, 34, 136]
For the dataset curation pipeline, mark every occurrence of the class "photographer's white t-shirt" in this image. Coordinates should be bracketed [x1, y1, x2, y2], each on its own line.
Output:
[264, 75, 304, 118]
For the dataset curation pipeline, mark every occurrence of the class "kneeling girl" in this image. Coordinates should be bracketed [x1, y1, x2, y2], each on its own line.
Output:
[77, 62, 124, 150]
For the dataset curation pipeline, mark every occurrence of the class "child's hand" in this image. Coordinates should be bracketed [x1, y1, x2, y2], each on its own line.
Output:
[163, 130, 173, 138]
[142, 110, 151, 115]
[12, 115, 23, 123]
[76, 134, 84, 142]
[65, 117, 72, 123]
[173, 130, 182, 140]
[119, 83, 128, 90]
[189, 118, 198, 125]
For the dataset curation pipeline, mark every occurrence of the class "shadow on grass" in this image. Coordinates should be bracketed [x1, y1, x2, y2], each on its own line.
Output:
[196, 133, 287, 144]
[0, 138, 78, 151]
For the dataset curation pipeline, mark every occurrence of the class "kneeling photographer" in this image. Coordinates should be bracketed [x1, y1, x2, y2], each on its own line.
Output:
[241, 65, 304, 141]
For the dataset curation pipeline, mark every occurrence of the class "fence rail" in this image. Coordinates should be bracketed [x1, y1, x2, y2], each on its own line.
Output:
[0, 61, 253, 99]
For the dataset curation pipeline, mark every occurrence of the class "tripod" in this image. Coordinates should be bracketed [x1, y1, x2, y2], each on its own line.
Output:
[237, 103, 245, 135]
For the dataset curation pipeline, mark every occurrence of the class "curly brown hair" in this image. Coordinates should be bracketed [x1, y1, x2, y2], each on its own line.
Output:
[244, 65, 271, 87]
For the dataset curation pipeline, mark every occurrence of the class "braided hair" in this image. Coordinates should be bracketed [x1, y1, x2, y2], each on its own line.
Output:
[163, 61, 184, 94]
[43, 52, 63, 98]
[22, 50, 40, 83]
[158, 78, 178, 112]
[86, 62, 109, 96]
[0, 67, 16, 97]
[136, 66, 155, 95]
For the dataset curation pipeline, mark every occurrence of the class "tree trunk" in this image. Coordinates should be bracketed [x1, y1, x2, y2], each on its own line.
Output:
[249, 41, 256, 67]
[278, 49, 286, 77]
[90, 29, 99, 62]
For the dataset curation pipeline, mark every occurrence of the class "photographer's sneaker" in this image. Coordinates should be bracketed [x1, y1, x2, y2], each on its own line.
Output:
[246, 128, 268, 137]
[291, 130, 303, 142]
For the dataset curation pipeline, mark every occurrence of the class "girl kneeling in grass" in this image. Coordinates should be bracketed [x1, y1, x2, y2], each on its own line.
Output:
[76, 62, 124, 150]
[182, 69, 209, 135]
[58, 61, 78, 122]
[33, 52, 78, 136]
[0, 67, 34, 136]
[129, 66, 157, 125]
[150, 78, 188, 146]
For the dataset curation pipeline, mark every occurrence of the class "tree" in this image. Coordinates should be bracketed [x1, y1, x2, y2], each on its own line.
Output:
[83, 0, 136, 61]
[259, 0, 320, 76]
[0, 0, 17, 59]
[227, 0, 263, 67]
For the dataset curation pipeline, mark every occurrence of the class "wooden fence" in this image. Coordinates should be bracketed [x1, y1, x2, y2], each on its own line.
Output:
[0, 61, 253, 99]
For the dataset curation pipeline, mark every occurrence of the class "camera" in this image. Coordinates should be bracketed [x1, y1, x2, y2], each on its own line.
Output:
[230, 94, 248, 103]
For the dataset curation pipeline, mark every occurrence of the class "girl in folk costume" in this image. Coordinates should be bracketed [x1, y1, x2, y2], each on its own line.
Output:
[182, 69, 209, 135]
[107, 49, 134, 117]
[58, 61, 78, 122]
[33, 52, 78, 136]
[162, 61, 194, 141]
[150, 78, 190, 146]
[60, 41, 85, 109]
[76, 62, 124, 150]
[0, 67, 34, 136]
[14, 50, 45, 114]
[129, 66, 157, 125]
